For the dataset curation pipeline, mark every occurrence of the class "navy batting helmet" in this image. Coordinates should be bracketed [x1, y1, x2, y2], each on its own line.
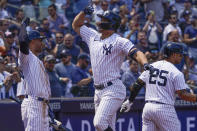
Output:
[97, 11, 121, 31]
[163, 42, 184, 58]
[28, 30, 45, 41]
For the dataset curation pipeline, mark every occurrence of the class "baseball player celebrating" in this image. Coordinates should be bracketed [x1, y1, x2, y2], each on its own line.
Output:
[72, 5, 154, 131]
[120, 42, 197, 131]
[18, 18, 51, 131]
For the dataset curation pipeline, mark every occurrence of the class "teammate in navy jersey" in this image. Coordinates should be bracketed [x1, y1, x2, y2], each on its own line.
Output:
[121, 42, 197, 131]
[72, 6, 154, 131]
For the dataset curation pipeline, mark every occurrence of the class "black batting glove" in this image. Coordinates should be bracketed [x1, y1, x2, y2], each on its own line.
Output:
[83, 5, 94, 15]
[144, 63, 155, 74]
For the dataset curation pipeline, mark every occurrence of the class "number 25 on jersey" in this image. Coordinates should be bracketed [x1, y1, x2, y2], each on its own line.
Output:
[149, 68, 169, 86]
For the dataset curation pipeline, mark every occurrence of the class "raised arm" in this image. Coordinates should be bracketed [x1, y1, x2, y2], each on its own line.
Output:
[72, 5, 94, 36]
[18, 17, 30, 54]
[72, 12, 86, 36]
[128, 48, 154, 72]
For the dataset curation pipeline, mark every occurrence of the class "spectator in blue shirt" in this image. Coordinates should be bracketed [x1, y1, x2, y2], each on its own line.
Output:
[40, 18, 53, 39]
[121, 59, 144, 96]
[184, 15, 197, 62]
[44, 55, 66, 97]
[47, 4, 69, 34]
[54, 49, 75, 97]
[123, 19, 140, 45]
[56, 33, 81, 64]
[71, 53, 94, 97]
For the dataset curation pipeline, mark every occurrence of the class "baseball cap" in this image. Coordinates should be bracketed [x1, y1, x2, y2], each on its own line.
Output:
[28, 30, 45, 41]
[78, 53, 90, 63]
[182, 10, 191, 17]
[44, 55, 56, 62]
[8, 25, 19, 32]
[4, 30, 15, 38]
[60, 49, 71, 58]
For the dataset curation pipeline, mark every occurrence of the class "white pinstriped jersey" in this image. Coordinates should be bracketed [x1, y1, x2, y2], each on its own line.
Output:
[139, 60, 188, 105]
[19, 51, 51, 99]
[80, 25, 134, 85]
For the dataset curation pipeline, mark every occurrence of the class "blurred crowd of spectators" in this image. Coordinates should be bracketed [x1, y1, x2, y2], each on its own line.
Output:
[1, 0, 197, 99]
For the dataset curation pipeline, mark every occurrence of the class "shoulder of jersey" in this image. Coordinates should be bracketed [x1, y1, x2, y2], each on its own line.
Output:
[153, 60, 182, 74]
[116, 35, 130, 44]
[86, 25, 98, 34]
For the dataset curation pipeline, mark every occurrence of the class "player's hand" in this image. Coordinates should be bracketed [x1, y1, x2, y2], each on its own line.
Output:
[19, 17, 30, 42]
[59, 77, 69, 83]
[143, 63, 155, 74]
[120, 99, 133, 113]
[83, 5, 94, 15]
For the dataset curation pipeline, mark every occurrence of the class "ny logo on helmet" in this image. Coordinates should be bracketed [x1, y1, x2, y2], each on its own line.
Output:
[103, 44, 113, 55]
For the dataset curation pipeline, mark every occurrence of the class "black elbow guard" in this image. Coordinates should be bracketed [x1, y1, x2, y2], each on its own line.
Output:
[20, 41, 29, 54]
[128, 48, 139, 62]
[129, 79, 145, 102]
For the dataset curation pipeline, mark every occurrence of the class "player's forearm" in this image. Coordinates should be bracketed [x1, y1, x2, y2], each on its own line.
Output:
[183, 37, 196, 44]
[135, 51, 148, 66]
[129, 79, 145, 102]
[72, 12, 86, 34]
[177, 90, 197, 102]
[77, 78, 92, 86]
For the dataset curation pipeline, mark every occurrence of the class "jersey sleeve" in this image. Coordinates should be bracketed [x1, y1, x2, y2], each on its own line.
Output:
[19, 51, 29, 66]
[173, 73, 188, 91]
[120, 39, 135, 55]
[80, 25, 97, 46]
[19, 50, 32, 73]
[139, 71, 148, 83]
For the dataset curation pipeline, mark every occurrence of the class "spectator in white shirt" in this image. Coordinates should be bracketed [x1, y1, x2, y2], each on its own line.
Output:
[163, 12, 182, 42]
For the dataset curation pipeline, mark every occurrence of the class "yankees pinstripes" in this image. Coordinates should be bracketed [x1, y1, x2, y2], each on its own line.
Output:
[21, 97, 49, 131]
[140, 60, 187, 105]
[19, 51, 51, 99]
[139, 60, 188, 131]
[93, 79, 126, 130]
[19, 51, 51, 131]
[80, 25, 134, 85]
[80, 25, 134, 130]
[142, 103, 180, 131]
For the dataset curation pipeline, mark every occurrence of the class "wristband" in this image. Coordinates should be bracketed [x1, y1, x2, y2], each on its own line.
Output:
[59, 77, 63, 81]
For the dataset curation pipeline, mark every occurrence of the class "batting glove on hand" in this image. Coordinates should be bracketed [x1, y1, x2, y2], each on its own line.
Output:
[120, 99, 133, 113]
[83, 5, 94, 15]
[143, 63, 155, 74]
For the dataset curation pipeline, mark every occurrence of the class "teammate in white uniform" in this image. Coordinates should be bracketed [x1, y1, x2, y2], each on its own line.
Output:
[18, 19, 51, 131]
[120, 42, 197, 131]
[72, 6, 154, 131]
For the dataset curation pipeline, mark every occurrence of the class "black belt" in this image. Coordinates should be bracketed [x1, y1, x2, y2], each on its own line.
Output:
[25, 95, 49, 104]
[94, 81, 113, 90]
[146, 100, 165, 105]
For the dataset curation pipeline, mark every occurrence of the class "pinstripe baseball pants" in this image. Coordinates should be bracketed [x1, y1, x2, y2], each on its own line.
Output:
[93, 79, 126, 131]
[21, 97, 50, 131]
[142, 102, 181, 131]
